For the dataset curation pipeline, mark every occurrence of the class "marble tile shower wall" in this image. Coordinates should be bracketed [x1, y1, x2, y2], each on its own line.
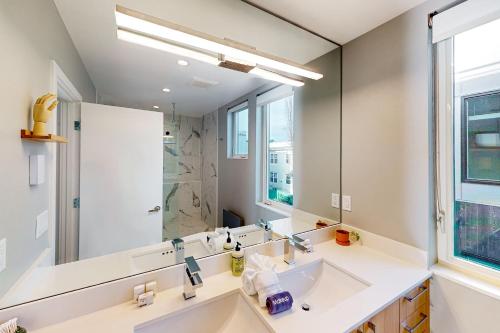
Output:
[201, 110, 218, 232]
[163, 113, 218, 240]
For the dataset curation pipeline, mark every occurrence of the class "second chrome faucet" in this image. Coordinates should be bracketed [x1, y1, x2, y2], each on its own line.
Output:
[284, 235, 313, 265]
[183, 256, 203, 300]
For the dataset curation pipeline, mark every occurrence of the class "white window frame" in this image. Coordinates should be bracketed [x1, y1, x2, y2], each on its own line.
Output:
[436, 39, 500, 281]
[227, 101, 249, 159]
[258, 85, 294, 212]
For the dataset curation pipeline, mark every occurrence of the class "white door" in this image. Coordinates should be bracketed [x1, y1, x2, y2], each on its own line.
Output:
[79, 103, 163, 259]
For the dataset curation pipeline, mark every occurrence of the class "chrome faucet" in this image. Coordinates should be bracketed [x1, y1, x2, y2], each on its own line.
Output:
[258, 219, 273, 242]
[183, 256, 203, 300]
[171, 238, 185, 264]
[284, 235, 313, 265]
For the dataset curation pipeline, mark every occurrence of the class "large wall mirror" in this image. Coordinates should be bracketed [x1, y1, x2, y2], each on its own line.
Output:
[0, 0, 341, 309]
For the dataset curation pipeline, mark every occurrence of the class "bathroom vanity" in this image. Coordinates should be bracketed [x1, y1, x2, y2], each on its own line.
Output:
[20, 225, 431, 333]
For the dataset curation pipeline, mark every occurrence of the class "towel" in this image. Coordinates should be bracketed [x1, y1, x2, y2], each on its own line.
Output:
[247, 253, 277, 272]
[242, 268, 258, 296]
[241, 253, 281, 305]
[214, 227, 229, 236]
[207, 235, 225, 253]
[0, 318, 17, 333]
[254, 270, 282, 307]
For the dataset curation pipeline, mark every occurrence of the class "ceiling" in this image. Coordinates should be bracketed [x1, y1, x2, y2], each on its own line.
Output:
[53, 0, 337, 117]
[247, 0, 428, 45]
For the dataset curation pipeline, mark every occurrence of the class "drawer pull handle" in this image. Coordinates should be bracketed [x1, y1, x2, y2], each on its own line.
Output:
[402, 313, 428, 333]
[404, 285, 427, 302]
[367, 321, 376, 332]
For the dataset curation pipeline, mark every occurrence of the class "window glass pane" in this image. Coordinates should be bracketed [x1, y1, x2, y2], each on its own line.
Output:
[266, 95, 293, 206]
[453, 18, 500, 269]
[233, 108, 248, 156]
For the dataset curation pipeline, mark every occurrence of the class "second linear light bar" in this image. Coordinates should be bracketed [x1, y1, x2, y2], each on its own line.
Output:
[115, 6, 323, 87]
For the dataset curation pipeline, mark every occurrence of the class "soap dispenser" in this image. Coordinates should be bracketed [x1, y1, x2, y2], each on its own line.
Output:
[232, 242, 244, 276]
[223, 231, 234, 250]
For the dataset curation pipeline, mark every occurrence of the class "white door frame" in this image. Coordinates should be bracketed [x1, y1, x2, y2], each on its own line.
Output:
[49, 60, 82, 265]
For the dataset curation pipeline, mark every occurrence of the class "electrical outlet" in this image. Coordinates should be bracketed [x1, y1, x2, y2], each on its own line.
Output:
[342, 195, 352, 212]
[331, 193, 340, 208]
[36, 210, 49, 239]
[0, 238, 6, 273]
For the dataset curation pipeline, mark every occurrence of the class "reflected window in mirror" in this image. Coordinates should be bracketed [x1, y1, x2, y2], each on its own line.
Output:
[259, 86, 294, 208]
[227, 101, 249, 159]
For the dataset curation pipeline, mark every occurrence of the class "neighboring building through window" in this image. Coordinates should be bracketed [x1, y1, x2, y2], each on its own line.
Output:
[436, 17, 500, 273]
[227, 102, 248, 159]
[258, 85, 294, 207]
[270, 172, 277, 183]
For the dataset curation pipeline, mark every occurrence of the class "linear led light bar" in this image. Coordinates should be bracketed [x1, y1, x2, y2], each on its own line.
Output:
[115, 5, 323, 81]
[250, 68, 304, 87]
[117, 29, 221, 66]
[118, 29, 305, 87]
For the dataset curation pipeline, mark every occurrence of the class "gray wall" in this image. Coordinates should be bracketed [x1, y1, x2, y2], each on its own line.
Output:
[294, 49, 341, 221]
[218, 48, 341, 226]
[0, 0, 95, 297]
[342, 0, 453, 251]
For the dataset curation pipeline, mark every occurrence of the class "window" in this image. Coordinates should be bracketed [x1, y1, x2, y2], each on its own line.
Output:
[227, 102, 248, 159]
[258, 85, 294, 207]
[435, 16, 500, 275]
[461, 91, 500, 185]
[270, 172, 278, 183]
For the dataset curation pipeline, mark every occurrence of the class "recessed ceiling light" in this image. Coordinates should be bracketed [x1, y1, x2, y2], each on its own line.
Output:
[177, 59, 189, 66]
[153, 105, 159, 109]
[162, 88, 171, 93]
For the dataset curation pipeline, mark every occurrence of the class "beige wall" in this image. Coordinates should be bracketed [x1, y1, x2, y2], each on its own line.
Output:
[294, 49, 341, 221]
[343, 1, 500, 332]
[342, 0, 452, 250]
[0, 0, 95, 298]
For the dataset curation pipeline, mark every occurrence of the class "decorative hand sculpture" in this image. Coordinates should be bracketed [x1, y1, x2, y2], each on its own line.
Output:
[32, 93, 58, 136]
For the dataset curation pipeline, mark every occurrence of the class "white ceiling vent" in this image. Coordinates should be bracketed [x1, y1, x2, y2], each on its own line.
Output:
[191, 76, 219, 89]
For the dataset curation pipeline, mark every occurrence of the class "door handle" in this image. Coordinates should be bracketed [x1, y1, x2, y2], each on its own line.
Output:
[148, 206, 161, 213]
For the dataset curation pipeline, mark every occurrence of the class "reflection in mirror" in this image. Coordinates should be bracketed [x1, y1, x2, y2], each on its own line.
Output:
[0, 0, 340, 309]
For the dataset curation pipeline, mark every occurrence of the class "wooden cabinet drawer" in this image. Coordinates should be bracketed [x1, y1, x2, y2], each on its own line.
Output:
[400, 303, 429, 333]
[399, 280, 429, 321]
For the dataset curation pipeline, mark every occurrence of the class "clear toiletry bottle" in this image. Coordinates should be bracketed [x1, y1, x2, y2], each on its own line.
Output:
[232, 242, 244, 276]
[223, 231, 234, 250]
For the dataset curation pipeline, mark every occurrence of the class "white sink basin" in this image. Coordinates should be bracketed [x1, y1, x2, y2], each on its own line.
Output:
[135, 292, 272, 333]
[279, 259, 369, 314]
[132, 239, 210, 272]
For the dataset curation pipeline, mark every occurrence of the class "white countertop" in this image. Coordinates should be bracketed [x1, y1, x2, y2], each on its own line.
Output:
[30, 237, 431, 333]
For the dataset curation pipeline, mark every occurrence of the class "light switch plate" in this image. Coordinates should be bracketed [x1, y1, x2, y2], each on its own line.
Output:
[29, 155, 46, 186]
[331, 193, 340, 208]
[342, 195, 352, 212]
[36, 210, 49, 239]
[0, 238, 6, 273]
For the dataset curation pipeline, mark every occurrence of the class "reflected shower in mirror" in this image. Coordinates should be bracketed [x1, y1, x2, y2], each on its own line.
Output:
[0, 0, 341, 309]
